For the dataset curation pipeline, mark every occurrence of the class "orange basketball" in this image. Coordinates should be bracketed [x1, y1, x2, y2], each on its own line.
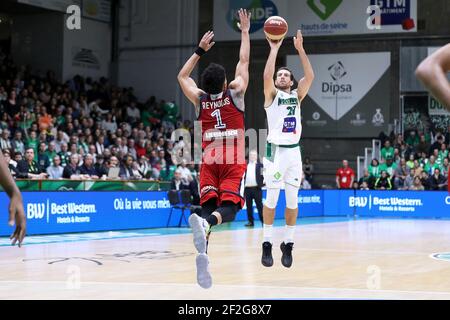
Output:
[264, 16, 288, 41]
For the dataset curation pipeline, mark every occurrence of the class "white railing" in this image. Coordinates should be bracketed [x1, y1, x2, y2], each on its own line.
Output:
[372, 139, 381, 161]
[357, 139, 381, 181]
[357, 156, 365, 181]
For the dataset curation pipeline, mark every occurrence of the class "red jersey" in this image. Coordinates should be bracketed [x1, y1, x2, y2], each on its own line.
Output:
[336, 167, 355, 189]
[198, 89, 245, 151]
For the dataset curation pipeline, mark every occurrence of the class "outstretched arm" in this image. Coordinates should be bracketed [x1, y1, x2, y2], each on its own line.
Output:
[177, 31, 215, 106]
[229, 9, 251, 94]
[263, 38, 283, 107]
[415, 43, 450, 110]
[293, 30, 314, 102]
[0, 152, 26, 247]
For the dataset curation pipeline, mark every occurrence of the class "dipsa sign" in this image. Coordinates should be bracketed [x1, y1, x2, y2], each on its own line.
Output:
[347, 191, 450, 217]
[0, 192, 176, 236]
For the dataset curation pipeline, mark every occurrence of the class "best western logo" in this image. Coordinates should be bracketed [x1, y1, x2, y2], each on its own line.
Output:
[349, 196, 368, 208]
[27, 201, 97, 221]
[27, 203, 45, 219]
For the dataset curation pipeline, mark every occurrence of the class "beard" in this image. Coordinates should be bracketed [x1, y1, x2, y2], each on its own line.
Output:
[275, 81, 291, 91]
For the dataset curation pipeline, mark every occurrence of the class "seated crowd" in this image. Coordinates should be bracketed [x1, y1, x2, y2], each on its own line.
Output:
[356, 130, 450, 191]
[0, 54, 198, 184]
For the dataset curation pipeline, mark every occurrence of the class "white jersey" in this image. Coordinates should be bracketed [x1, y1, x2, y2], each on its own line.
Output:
[265, 89, 301, 145]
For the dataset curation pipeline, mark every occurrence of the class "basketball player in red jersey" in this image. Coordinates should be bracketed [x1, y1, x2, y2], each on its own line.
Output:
[177, 9, 250, 289]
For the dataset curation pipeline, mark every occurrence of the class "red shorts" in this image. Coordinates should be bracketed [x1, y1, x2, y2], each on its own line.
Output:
[199, 148, 246, 208]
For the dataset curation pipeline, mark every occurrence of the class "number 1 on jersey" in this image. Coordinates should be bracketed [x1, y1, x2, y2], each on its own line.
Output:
[211, 109, 226, 129]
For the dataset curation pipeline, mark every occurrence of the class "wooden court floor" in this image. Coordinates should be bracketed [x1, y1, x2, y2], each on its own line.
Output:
[2, 218, 450, 299]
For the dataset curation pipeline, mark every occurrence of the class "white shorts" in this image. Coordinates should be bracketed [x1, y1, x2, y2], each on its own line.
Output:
[263, 144, 303, 189]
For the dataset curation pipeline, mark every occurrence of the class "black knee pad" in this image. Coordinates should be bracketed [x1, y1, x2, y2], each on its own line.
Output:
[200, 198, 217, 219]
[215, 201, 239, 223]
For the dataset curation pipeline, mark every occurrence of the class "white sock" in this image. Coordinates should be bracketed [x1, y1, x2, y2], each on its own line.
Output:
[263, 224, 273, 243]
[284, 225, 296, 244]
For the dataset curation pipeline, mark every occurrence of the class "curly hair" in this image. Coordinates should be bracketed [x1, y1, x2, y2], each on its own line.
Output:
[276, 67, 295, 81]
[201, 63, 226, 94]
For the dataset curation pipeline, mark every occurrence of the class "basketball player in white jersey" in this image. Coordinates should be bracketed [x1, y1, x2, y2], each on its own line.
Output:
[261, 30, 314, 268]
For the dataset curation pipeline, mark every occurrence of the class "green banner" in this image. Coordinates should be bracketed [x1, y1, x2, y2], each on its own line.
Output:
[41, 180, 84, 191]
[8, 180, 164, 191]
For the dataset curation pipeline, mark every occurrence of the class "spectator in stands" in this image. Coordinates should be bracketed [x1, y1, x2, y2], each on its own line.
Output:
[80, 154, 99, 179]
[430, 168, 448, 191]
[138, 155, 151, 178]
[351, 181, 359, 190]
[101, 113, 117, 133]
[5, 90, 18, 118]
[26, 130, 38, 158]
[135, 139, 146, 158]
[11, 130, 25, 155]
[301, 175, 312, 190]
[394, 134, 405, 150]
[38, 106, 52, 131]
[379, 156, 397, 179]
[381, 140, 394, 162]
[441, 158, 449, 178]
[37, 142, 50, 171]
[0, 128, 12, 150]
[58, 142, 70, 167]
[45, 141, 58, 166]
[62, 154, 82, 179]
[360, 181, 370, 190]
[358, 169, 374, 190]
[403, 168, 415, 190]
[126, 101, 141, 125]
[94, 155, 108, 178]
[16, 148, 47, 179]
[185, 171, 200, 205]
[374, 171, 392, 190]
[170, 169, 189, 191]
[2, 149, 18, 178]
[424, 155, 440, 175]
[336, 160, 355, 189]
[418, 151, 428, 167]
[410, 176, 425, 191]
[405, 130, 419, 149]
[106, 156, 120, 178]
[406, 153, 415, 170]
[128, 139, 137, 160]
[87, 144, 97, 162]
[416, 134, 430, 156]
[393, 158, 409, 190]
[420, 171, 431, 190]
[131, 161, 143, 179]
[430, 134, 444, 155]
[302, 157, 314, 185]
[413, 159, 423, 177]
[46, 155, 64, 179]
[119, 155, 139, 180]
[178, 159, 191, 180]
[368, 158, 381, 181]
[438, 143, 449, 165]
[95, 135, 106, 155]
[54, 130, 69, 153]
[14, 152, 22, 164]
